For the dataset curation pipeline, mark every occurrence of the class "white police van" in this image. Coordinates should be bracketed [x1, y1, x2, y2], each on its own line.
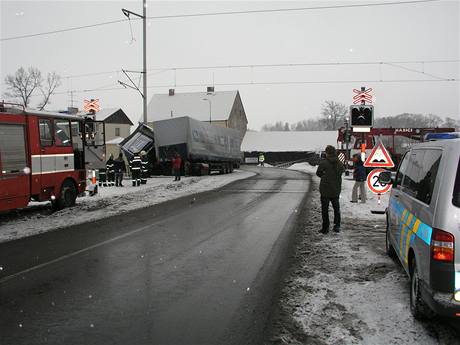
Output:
[382, 136, 460, 319]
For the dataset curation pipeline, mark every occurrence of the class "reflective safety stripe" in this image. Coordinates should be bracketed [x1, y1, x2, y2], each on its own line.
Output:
[31, 153, 75, 175]
[389, 198, 434, 266]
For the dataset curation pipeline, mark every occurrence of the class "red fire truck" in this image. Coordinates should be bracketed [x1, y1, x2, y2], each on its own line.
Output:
[337, 127, 456, 168]
[0, 103, 87, 212]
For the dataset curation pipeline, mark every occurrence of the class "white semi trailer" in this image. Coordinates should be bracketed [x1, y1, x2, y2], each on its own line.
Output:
[153, 116, 242, 175]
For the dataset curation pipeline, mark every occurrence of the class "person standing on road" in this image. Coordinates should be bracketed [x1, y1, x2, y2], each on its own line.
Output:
[351, 154, 367, 203]
[106, 154, 115, 187]
[140, 151, 149, 185]
[129, 153, 142, 187]
[259, 152, 265, 167]
[172, 153, 182, 181]
[316, 145, 345, 234]
[114, 152, 126, 187]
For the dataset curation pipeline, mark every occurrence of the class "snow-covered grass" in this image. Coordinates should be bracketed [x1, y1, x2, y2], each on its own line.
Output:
[270, 162, 459, 344]
[0, 170, 255, 243]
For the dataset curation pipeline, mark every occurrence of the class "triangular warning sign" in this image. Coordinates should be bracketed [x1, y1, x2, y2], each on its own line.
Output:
[364, 142, 395, 168]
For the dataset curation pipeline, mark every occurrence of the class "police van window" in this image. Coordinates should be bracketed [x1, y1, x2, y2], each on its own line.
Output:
[0, 124, 27, 174]
[416, 150, 442, 205]
[402, 150, 424, 198]
[54, 120, 72, 146]
[39, 119, 53, 146]
[453, 159, 460, 208]
[394, 152, 409, 187]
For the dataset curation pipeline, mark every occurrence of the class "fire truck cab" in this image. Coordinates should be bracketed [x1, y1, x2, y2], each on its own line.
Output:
[0, 103, 87, 212]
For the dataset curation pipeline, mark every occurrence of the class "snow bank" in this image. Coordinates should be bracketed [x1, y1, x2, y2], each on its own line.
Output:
[0, 170, 255, 243]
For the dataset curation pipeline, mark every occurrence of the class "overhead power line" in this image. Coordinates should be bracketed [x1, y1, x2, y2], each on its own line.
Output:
[62, 59, 460, 80]
[1, 0, 440, 42]
[51, 78, 458, 96]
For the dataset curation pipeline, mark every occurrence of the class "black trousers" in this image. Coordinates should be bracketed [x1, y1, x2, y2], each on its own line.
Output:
[320, 196, 341, 230]
[132, 169, 141, 186]
[174, 168, 181, 181]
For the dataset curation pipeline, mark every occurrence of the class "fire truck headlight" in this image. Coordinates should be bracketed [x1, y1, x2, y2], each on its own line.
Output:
[23, 167, 31, 175]
[51, 195, 56, 201]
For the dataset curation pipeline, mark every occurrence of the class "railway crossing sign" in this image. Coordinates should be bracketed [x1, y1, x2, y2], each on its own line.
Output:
[353, 87, 373, 104]
[367, 168, 392, 195]
[364, 142, 394, 168]
[83, 99, 100, 113]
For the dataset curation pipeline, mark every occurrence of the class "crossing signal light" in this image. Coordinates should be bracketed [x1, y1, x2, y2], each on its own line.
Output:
[350, 105, 373, 127]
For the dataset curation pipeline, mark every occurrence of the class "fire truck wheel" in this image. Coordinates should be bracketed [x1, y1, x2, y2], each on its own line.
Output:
[54, 180, 77, 210]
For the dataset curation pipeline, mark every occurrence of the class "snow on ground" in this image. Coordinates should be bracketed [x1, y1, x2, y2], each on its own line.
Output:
[0, 170, 255, 243]
[269, 163, 459, 345]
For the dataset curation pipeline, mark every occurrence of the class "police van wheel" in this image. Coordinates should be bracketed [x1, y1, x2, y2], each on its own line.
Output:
[410, 258, 432, 320]
[54, 180, 77, 210]
[385, 219, 396, 258]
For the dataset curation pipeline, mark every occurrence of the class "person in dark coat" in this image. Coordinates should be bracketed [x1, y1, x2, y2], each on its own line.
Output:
[351, 154, 367, 203]
[114, 152, 126, 187]
[172, 153, 182, 181]
[129, 153, 142, 187]
[106, 154, 115, 187]
[316, 145, 345, 233]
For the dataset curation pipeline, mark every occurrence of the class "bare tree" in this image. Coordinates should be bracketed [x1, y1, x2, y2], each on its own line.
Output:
[4, 67, 42, 107]
[4, 67, 61, 109]
[321, 100, 347, 130]
[38, 72, 61, 110]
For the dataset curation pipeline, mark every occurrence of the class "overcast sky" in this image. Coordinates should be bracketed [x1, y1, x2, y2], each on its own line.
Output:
[1, 0, 459, 129]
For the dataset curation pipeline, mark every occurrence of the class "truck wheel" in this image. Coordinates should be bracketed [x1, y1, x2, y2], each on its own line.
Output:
[386, 218, 396, 258]
[54, 180, 77, 210]
[409, 258, 432, 320]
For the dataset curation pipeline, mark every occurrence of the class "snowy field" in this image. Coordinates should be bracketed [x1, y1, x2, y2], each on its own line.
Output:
[269, 163, 459, 345]
[0, 170, 255, 243]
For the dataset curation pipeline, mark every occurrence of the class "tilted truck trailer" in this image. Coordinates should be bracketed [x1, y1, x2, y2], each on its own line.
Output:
[152, 116, 242, 175]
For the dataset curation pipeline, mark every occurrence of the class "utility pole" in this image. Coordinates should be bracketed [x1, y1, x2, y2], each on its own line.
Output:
[142, 0, 147, 124]
[121, 0, 147, 123]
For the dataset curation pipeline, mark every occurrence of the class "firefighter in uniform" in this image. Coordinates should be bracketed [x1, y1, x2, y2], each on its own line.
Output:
[106, 154, 115, 186]
[140, 151, 149, 185]
[129, 153, 142, 187]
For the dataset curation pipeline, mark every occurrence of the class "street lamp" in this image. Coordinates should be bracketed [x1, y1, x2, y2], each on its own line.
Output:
[202, 98, 212, 124]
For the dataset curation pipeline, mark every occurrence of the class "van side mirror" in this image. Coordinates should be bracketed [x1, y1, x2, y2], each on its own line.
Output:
[378, 170, 393, 185]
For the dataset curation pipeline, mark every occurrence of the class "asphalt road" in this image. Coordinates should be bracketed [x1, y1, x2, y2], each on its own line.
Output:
[0, 167, 310, 345]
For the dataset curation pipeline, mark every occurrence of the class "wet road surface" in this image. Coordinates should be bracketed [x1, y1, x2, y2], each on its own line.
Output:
[0, 167, 310, 345]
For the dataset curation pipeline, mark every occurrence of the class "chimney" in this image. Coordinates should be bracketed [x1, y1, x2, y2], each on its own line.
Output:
[67, 107, 78, 114]
[207, 86, 215, 94]
[169, 89, 175, 96]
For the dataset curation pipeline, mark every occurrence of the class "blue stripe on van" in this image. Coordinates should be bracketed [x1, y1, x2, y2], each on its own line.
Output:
[388, 199, 433, 247]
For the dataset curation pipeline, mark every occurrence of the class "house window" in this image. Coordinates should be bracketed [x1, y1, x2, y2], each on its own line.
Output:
[115, 127, 120, 137]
